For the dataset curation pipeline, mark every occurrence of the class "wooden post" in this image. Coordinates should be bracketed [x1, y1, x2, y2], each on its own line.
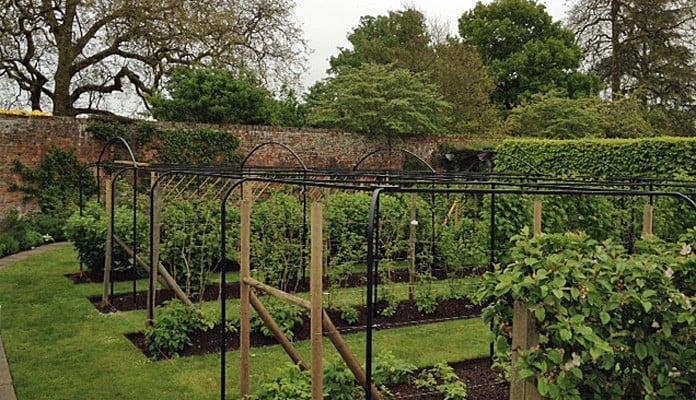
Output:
[242, 276, 381, 399]
[311, 202, 323, 400]
[408, 193, 417, 301]
[642, 204, 654, 237]
[147, 184, 163, 326]
[533, 199, 542, 236]
[102, 175, 113, 307]
[239, 198, 251, 398]
[249, 292, 308, 370]
[510, 301, 541, 400]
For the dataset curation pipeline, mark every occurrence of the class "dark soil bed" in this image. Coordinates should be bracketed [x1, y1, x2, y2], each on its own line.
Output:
[389, 358, 508, 400]
[87, 268, 464, 313]
[125, 297, 482, 359]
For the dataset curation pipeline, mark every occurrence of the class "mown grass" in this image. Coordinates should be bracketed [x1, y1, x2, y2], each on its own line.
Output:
[0, 246, 490, 400]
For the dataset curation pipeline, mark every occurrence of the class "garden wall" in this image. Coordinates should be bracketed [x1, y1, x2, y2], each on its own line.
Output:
[0, 115, 470, 216]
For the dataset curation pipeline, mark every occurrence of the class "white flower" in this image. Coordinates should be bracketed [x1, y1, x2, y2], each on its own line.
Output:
[665, 267, 674, 279]
[651, 321, 660, 329]
[563, 352, 582, 371]
[680, 243, 692, 256]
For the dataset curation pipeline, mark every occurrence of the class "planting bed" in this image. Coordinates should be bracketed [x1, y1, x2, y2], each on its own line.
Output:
[125, 297, 482, 358]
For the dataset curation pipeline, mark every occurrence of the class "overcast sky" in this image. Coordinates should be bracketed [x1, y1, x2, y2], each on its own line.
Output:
[293, 0, 570, 90]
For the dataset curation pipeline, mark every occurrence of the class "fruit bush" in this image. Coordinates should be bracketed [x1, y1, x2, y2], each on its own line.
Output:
[478, 229, 695, 399]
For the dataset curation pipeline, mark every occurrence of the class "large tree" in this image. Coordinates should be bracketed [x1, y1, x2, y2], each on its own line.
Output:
[149, 67, 305, 126]
[0, 0, 306, 116]
[328, 7, 499, 135]
[306, 63, 451, 139]
[459, 0, 599, 109]
[568, 0, 696, 134]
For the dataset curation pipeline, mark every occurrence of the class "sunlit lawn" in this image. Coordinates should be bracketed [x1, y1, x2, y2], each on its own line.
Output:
[0, 246, 490, 400]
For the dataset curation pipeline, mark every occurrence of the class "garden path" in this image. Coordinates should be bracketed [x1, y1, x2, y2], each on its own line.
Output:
[0, 241, 71, 400]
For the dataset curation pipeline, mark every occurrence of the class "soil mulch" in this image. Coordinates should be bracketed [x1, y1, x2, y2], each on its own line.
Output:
[125, 297, 482, 359]
[389, 358, 508, 400]
[85, 268, 463, 313]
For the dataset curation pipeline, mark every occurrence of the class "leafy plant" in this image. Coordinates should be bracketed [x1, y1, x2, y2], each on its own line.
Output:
[371, 351, 417, 387]
[144, 300, 209, 358]
[414, 363, 468, 400]
[415, 272, 439, 315]
[250, 297, 304, 340]
[478, 229, 696, 400]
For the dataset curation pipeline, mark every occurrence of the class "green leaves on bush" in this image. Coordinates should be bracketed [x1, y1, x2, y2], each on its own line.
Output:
[144, 300, 212, 358]
[478, 229, 696, 399]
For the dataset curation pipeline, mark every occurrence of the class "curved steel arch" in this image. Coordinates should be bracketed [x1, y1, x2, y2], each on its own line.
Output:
[353, 148, 437, 173]
[96, 136, 138, 167]
[240, 141, 308, 171]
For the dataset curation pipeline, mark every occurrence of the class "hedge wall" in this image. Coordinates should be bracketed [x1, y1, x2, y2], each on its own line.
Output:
[495, 137, 696, 178]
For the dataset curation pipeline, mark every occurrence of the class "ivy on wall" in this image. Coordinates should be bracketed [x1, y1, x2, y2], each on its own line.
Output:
[86, 121, 242, 166]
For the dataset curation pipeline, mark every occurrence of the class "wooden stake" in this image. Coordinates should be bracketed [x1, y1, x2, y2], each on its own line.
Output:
[147, 185, 163, 325]
[243, 276, 381, 399]
[408, 193, 417, 301]
[533, 199, 542, 236]
[322, 311, 382, 400]
[311, 202, 323, 399]
[249, 292, 308, 370]
[113, 236, 195, 309]
[642, 204, 654, 237]
[244, 277, 311, 309]
[102, 175, 113, 307]
[240, 199, 251, 398]
[510, 301, 541, 400]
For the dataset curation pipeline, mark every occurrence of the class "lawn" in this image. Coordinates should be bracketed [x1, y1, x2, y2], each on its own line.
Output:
[0, 246, 490, 399]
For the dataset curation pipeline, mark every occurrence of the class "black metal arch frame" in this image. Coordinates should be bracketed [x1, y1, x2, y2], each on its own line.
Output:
[86, 137, 696, 400]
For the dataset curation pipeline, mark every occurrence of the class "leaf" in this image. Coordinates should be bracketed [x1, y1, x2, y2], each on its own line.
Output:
[600, 312, 611, 325]
[537, 377, 550, 396]
[535, 306, 546, 322]
[635, 342, 648, 361]
[560, 329, 572, 341]
[552, 288, 565, 299]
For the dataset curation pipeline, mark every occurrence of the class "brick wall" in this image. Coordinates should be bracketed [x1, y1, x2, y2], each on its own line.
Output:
[0, 115, 472, 216]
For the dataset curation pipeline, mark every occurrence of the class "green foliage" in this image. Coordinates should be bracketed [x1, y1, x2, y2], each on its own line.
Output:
[459, 0, 598, 108]
[496, 137, 696, 177]
[63, 200, 149, 275]
[477, 230, 696, 399]
[150, 67, 287, 125]
[414, 272, 439, 315]
[155, 126, 242, 166]
[160, 197, 231, 296]
[85, 121, 128, 142]
[144, 300, 211, 358]
[250, 298, 304, 340]
[253, 363, 312, 400]
[502, 92, 656, 138]
[250, 192, 304, 291]
[11, 147, 96, 217]
[371, 351, 417, 387]
[414, 363, 468, 400]
[306, 63, 451, 138]
[0, 212, 50, 257]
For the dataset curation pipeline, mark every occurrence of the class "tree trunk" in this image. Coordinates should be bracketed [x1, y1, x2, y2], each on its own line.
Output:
[610, 0, 622, 100]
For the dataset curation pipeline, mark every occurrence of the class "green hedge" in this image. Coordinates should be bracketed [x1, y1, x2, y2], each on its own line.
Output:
[495, 137, 696, 177]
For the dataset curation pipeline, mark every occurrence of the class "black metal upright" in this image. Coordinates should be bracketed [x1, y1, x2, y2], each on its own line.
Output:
[366, 188, 383, 400]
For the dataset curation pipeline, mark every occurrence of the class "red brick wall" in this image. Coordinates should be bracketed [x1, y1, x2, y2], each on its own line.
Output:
[0, 115, 472, 216]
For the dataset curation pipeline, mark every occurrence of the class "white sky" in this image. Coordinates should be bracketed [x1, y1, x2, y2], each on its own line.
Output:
[293, 0, 570, 90]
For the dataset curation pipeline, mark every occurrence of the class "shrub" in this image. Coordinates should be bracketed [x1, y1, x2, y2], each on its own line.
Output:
[250, 298, 304, 341]
[478, 229, 696, 399]
[414, 363, 468, 400]
[144, 300, 211, 358]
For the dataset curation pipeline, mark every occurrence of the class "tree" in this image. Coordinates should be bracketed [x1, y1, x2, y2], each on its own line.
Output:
[459, 0, 599, 108]
[305, 63, 451, 139]
[151, 67, 266, 125]
[0, 0, 306, 116]
[568, 0, 696, 134]
[429, 39, 499, 134]
[329, 8, 434, 74]
[502, 91, 655, 138]
[329, 7, 499, 135]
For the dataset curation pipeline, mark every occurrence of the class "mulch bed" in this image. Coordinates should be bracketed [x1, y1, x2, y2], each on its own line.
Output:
[85, 268, 461, 313]
[125, 297, 482, 359]
[389, 358, 508, 400]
